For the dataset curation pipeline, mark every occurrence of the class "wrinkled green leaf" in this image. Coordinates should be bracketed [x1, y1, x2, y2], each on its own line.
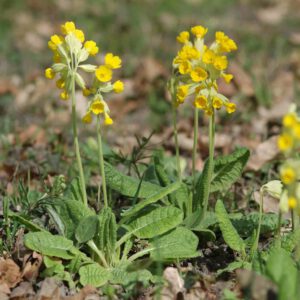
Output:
[75, 215, 98, 243]
[126, 206, 183, 239]
[79, 263, 110, 287]
[210, 148, 249, 193]
[111, 264, 153, 285]
[48, 199, 94, 239]
[105, 162, 165, 198]
[215, 200, 245, 254]
[24, 232, 75, 259]
[232, 212, 279, 237]
[121, 182, 181, 218]
[193, 157, 210, 211]
[149, 227, 199, 260]
[95, 208, 117, 253]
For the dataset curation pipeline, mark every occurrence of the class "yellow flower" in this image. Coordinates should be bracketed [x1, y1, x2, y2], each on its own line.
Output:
[288, 197, 297, 209]
[283, 113, 297, 128]
[215, 31, 237, 52]
[191, 25, 208, 38]
[82, 88, 91, 96]
[221, 73, 233, 83]
[212, 97, 223, 109]
[293, 123, 300, 139]
[178, 61, 192, 75]
[95, 65, 113, 82]
[60, 90, 69, 100]
[190, 67, 208, 82]
[225, 102, 236, 114]
[104, 113, 113, 125]
[45, 68, 55, 79]
[202, 49, 215, 64]
[91, 100, 105, 115]
[84, 40, 99, 56]
[278, 134, 293, 151]
[61, 21, 76, 35]
[176, 85, 189, 103]
[82, 111, 92, 123]
[213, 55, 228, 71]
[194, 95, 208, 109]
[281, 167, 296, 185]
[48, 35, 63, 51]
[74, 29, 85, 43]
[176, 31, 190, 44]
[179, 46, 200, 60]
[105, 53, 122, 69]
[56, 79, 65, 89]
[113, 80, 124, 93]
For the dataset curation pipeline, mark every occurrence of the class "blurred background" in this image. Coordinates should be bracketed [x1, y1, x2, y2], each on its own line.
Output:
[0, 0, 300, 192]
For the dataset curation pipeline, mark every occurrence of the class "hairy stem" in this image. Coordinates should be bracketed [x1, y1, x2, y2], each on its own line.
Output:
[201, 111, 215, 220]
[71, 74, 88, 206]
[96, 115, 108, 208]
[87, 240, 109, 268]
[172, 107, 182, 182]
[192, 108, 199, 195]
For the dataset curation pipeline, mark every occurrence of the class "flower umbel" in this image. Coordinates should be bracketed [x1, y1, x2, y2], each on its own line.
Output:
[172, 25, 237, 114]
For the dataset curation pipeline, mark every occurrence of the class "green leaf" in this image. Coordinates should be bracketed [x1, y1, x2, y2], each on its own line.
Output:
[95, 208, 117, 253]
[111, 264, 153, 286]
[210, 148, 250, 193]
[266, 247, 298, 300]
[75, 215, 98, 243]
[126, 206, 183, 239]
[121, 182, 181, 218]
[231, 212, 279, 237]
[105, 162, 165, 198]
[217, 260, 251, 276]
[193, 157, 210, 211]
[24, 232, 75, 259]
[79, 263, 110, 287]
[48, 198, 94, 239]
[65, 177, 85, 202]
[9, 213, 46, 232]
[149, 227, 199, 260]
[184, 210, 217, 230]
[281, 228, 300, 252]
[215, 200, 245, 254]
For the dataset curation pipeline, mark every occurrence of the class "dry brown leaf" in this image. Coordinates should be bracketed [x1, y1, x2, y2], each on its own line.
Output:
[63, 285, 99, 300]
[18, 125, 46, 147]
[10, 282, 35, 300]
[253, 191, 279, 214]
[0, 258, 21, 289]
[237, 269, 277, 300]
[247, 136, 279, 171]
[160, 267, 185, 300]
[37, 277, 61, 300]
[22, 252, 43, 282]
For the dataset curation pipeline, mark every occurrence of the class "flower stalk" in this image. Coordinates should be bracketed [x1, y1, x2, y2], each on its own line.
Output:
[71, 73, 88, 206]
[96, 115, 108, 208]
[192, 108, 199, 195]
[201, 110, 215, 220]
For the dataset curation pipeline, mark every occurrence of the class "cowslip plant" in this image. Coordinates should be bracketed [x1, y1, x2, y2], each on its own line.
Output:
[169, 25, 239, 220]
[45, 21, 124, 208]
[277, 106, 300, 230]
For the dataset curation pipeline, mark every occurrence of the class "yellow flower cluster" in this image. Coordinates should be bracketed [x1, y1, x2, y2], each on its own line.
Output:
[277, 112, 300, 153]
[173, 25, 237, 115]
[45, 21, 124, 125]
[278, 109, 300, 210]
